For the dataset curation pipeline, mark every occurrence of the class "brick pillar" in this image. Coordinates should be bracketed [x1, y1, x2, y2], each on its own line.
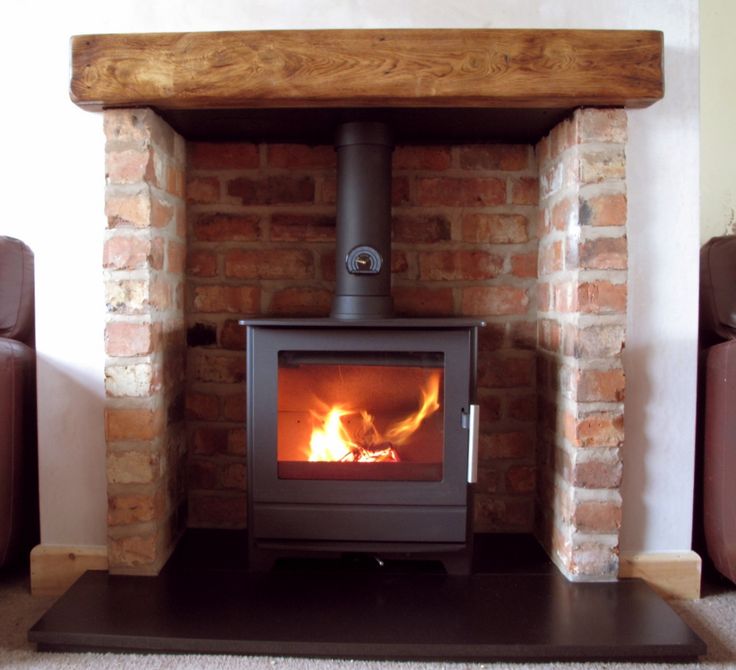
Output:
[103, 109, 188, 574]
[536, 109, 627, 580]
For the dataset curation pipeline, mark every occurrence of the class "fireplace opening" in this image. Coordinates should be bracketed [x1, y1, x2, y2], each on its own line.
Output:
[277, 351, 445, 481]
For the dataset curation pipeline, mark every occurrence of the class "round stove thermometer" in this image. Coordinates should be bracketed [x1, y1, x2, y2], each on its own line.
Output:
[346, 245, 383, 275]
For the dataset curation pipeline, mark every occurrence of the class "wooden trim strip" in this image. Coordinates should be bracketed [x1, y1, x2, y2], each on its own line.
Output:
[71, 29, 664, 111]
[619, 551, 702, 600]
[30, 544, 108, 597]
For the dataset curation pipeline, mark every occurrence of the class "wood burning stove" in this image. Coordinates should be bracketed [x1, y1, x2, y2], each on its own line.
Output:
[242, 121, 483, 572]
[243, 318, 481, 572]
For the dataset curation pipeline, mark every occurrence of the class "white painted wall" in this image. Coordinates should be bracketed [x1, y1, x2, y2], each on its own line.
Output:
[2, 0, 699, 555]
[701, 0, 736, 242]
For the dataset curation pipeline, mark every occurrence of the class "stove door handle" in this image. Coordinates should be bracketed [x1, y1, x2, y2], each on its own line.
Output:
[465, 404, 480, 484]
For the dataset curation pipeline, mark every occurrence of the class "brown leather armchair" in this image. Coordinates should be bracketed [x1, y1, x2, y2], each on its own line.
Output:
[699, 235, 736, 584]
[0, 236, 37, 568]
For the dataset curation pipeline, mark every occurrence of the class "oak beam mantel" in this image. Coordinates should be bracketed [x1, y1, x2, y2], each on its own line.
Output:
[70, 29, 664, 112]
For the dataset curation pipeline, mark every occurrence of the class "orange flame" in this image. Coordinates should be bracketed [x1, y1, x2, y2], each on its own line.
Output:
[307, 370, 441, 462]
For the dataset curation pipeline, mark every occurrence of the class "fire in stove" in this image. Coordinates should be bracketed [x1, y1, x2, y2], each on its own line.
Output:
[307, 369, 442, 464]
[277, 354, 445, 482]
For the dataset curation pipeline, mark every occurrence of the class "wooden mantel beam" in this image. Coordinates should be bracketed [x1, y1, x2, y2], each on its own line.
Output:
[70, 29, 664, 112]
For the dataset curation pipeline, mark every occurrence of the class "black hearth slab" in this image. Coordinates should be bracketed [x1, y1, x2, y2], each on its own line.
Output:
[29, 569, 705, 661]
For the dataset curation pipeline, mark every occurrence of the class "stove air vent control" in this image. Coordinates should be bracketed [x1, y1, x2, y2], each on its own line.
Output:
[346, 245, 383, 275]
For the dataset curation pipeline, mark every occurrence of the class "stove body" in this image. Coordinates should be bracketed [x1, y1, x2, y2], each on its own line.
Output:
[244, 318, 481, 572]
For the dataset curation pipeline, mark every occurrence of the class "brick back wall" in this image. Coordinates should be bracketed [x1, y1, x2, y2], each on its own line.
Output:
[184, 141, 540, 532]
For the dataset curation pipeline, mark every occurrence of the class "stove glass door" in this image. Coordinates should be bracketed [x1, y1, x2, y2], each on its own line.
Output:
[277, 351, 444, 482]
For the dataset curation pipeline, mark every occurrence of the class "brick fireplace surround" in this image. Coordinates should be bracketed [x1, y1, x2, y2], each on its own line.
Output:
[69, 28, 662, 583]
[102, 106, 627, 579]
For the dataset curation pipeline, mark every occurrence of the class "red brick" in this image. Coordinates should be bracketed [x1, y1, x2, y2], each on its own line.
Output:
[573, 501, 622, 533]
[392, 177, 411, 206]
[189, 351, 246, 384]
[189, 459, 219, 490]
[105, 406, 163, 442]
[227, 176, 314, 205]
[222, 463, 247, 490]
[221, 319, 246, 350]
[194, 213, 261, 242]
[167, 240, 186, 274]
[108, 534, 158, 567]
[510, 177, 539, 205]
[458, 145, 529, 171]
[538, 241, 564, 276]
[537, 282, 552, 312]
[538, 319, 561, 353]
[480, 432, 533, 460]
[476, 465, 500, 493]
[320, 251, 336, 281]
[166, 165, 186, 198]
[393, 146, 452, 170]
[576, 109, 627, 144]
[566, 411, 624, 448]
[577, 281, 627, 315]
[108, 489, 163, 526]
[393, 287, 455, 317]
[510, 321, 537, 350]
[478, 393, 502, 423]
[224, 249, 314, 280]
[185, 391, 219, 421]
[192, 286, 260, 314]
[419, 251, 503, 281]
[573, 459, 623, 489]
[550, 117, 577, 159]
[186, 250, 217, 277]
[106, 148, 155, 184]
[186, 176, 220, 204]
[461, 213, 529, 244]
[416, 177, 506, 206]
[576, 368, 625, 402]
[392, 214, 451, 243]
[189, 142, 260, 170]
[579, 236, 627, 270]
[391, 250, 410, 276]
[460, 286, 529, 316]
[320, 176, 337, 205]
[508, 320, 538, 350]
[191, 427, 229, 456]
[223, 393, 246, 422]
[505, 465, 536, 494]
[105, 321, 155, 357]
[188, 493, 246, 527]
[105, 189, 150, 229]
[564, 324, 625, 359]
[267, 144, 335, 169]
[478, 354, 535, 389]
[268, 288, 332, 316]
[270, 213, 335, 241]
[508, 395, 537, 422]
[579, 147, 626, 184]
[103, 235, 152, 271]
[228, 428, 247, 456]
[511, 252, 538, 279]
[477, 324, 506, 351]
[551, 197, 574, 232]
[579, 192, 627, 228]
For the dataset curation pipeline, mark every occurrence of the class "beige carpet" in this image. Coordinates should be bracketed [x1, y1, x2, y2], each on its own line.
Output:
[1, 567, 735, 670]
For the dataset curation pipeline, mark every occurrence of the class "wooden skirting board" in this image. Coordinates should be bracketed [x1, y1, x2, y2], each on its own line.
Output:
[619, 551, 702, 600]
[30, 544, 109, 597]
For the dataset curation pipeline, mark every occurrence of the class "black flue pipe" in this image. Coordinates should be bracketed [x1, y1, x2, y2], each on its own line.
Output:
[330, 122, 394, 320]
